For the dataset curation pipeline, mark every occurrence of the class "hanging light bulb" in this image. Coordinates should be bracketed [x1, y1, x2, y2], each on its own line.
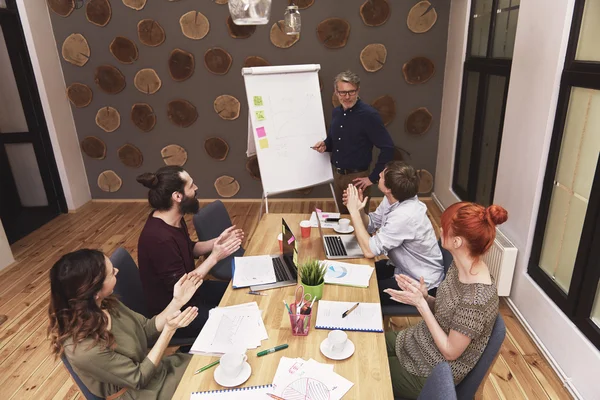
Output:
[229, 0, 272, 25]
[284, 4, 301, 35]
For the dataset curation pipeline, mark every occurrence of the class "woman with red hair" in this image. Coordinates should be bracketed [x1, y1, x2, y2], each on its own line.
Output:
[383, 202, 508, 399]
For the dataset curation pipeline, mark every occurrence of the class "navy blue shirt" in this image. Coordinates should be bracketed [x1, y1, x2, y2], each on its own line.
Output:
[324, 99, 394, 183]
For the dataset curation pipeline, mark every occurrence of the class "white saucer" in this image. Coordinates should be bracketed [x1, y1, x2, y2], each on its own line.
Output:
[333, 226, 354, 234]
[320, 338, 355, 360]
[214, 362, 251, 387]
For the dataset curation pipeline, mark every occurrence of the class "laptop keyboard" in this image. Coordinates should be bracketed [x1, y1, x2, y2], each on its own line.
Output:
[325, 236, 347, 257]
[272, 257, 290, 282]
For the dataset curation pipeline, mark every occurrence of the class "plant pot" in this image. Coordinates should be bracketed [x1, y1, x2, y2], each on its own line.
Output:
[301, 281, 324, 301]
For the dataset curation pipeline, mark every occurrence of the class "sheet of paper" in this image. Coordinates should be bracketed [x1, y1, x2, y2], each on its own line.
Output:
[321, 260, 374, 288]
[273, 359, 353, 400]
[232, 256, 276, 288]
[315, 301, 383, 332]
[191, 384, 273, 399]
[309, 211, 340, 228]
[271, 357, 334, 391]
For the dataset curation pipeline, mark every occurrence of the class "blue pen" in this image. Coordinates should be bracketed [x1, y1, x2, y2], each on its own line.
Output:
[283, 300, 292, 314]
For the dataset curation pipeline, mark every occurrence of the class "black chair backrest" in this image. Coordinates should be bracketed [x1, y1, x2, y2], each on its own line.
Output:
[438, 238, 453, 276]
[60, 354, 103, 400]
[455, 315, 506, 399]
[193, 200, 233, 241]
[417, 361, 457, 400]
[110, 247, 150, 318]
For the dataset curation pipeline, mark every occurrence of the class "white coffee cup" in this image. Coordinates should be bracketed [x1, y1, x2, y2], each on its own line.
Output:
[338, 218, 351, 231]
[219, 351, 248, 378]
[328, 329, 348, 353]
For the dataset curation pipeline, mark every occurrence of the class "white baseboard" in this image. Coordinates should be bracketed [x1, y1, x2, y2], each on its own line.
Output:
[504, 298, 582, 400]
[431, 192, 446, 211]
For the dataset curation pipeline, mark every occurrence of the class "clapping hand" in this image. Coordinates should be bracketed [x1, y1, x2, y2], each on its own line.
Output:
[165, 306, 198, 332]
[345, 184, 368, 214]
[342, 186, 364, 206]
[212, 227, 243, 261]
[395, 274, 429, 299]
[173, 273, 203, 307]
[383, 275, 428, 309]
[218, 226, 244, 245]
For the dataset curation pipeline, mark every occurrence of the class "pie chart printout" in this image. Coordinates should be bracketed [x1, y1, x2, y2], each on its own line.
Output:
[281, 378, 331, 400]
[326, 264, 348, 279]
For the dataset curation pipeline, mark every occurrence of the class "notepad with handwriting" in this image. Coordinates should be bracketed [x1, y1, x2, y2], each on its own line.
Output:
[315, 301, 383, 332]
[190, 384, 273, 399]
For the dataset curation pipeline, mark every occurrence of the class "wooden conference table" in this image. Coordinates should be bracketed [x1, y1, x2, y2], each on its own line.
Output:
[172, 213, 394, 399]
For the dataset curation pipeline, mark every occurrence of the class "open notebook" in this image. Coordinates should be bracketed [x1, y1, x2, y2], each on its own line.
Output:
[315, 301, 384, 332]
[190, 384, 273, 399]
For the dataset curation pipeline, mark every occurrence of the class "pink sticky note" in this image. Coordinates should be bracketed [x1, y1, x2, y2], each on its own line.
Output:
[287, 235, 295, 245]
[322, 214, 329, 218]
[256, 127, 266, 138]
[316, 208, 322, 213]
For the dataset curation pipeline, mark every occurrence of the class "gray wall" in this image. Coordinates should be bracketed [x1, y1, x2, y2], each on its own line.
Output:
[49, 0, 449, 199]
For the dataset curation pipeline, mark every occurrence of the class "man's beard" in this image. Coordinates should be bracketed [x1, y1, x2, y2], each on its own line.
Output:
[179, 193, 199, 214]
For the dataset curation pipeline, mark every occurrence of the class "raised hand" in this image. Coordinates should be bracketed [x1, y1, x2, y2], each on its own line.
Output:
[173, 273, 203, 306]
[342, 186, 364, 206]
[212, 233, 242, 261]
[383, 284, 426, 308]
[395, 274, 429, 299]
[165, 306, 199, 331]
[345, 184, 368, 213]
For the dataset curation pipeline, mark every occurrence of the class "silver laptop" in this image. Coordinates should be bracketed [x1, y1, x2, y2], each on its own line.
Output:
[250, 218, 298, 291]
[315, 210, 364, 259]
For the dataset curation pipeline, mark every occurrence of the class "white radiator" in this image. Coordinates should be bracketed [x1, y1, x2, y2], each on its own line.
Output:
[482, 229, 518, 297]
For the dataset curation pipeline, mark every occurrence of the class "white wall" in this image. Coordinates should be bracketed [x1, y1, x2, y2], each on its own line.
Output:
[16, 0, 91, 211]
[435, 0, 600, 398]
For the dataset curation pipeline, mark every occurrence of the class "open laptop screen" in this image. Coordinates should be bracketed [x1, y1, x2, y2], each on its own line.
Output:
[281, 218, 298, 267]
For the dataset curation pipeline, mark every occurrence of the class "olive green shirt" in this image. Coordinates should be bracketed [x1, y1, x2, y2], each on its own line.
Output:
[64, 302, 191, 400]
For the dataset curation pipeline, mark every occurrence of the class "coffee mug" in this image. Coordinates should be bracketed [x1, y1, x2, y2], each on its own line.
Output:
[328, 329, 348, 353]
[338, 218, 351, 231]
[219, 351, 248, 378]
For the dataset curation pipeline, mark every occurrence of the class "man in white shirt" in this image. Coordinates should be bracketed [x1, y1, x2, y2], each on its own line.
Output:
[344, 161, 444, 304]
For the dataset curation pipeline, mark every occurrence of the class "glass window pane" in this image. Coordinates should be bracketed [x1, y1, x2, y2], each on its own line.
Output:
[538, 87, 600, 294]
[475, 75, 507, 206]
[591, 280, 600, 329]
[576, 0, 600, 61]
[492, 0, 520, 58]
[4, 143, 48, 207]
[470, 0, 493, 57]
[0, 26, 28, 134]
[455, 72, 480, 194]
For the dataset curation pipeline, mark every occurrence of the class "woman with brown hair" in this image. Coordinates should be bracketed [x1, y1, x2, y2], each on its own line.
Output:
[48, 249, 202, 400]
[383, 202, 508, 399]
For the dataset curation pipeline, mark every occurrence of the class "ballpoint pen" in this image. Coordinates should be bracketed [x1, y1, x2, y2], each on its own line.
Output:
[193, 360, 219, 375]
[266, 394, 286, 400]
[248, 290, 267, 296]
[283, 300, 292, 314]
[257, 344, 289, 357]
[342, 302, 359, 318]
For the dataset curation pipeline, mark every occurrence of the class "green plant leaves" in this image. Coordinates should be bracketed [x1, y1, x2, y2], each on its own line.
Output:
[299, 259, 327, 286]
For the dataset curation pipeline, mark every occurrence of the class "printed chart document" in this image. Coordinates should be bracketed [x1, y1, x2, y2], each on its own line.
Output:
[315, 301, 384, 332]
[191, 384, 273, 399]
[232, 256, 276, 288]
[309, 211, 340, 229]
[321, 260, 374, 288]
[190, 302, 268, 355]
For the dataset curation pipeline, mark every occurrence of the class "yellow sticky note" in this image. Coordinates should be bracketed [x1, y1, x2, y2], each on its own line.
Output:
[253, 96, 263, 106]
[259, 138, 269, 149]
[256, 110, 265, 121]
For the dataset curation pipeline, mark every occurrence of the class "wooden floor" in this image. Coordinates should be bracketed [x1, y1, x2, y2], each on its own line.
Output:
[0, 199, 572, 399]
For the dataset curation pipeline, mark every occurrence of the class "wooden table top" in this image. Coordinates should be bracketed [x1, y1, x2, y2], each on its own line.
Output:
[172, 213, 393, 400]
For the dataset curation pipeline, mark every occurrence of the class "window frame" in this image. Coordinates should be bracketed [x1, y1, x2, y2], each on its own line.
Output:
[528, 0, 600, 350]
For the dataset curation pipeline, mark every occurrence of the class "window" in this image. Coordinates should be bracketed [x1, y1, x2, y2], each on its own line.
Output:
[529, 0, 600, 350]
[452, 0, 520, 206]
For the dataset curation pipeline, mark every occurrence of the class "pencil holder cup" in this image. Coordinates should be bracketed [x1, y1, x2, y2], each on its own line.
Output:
[289, 303, 311, 336]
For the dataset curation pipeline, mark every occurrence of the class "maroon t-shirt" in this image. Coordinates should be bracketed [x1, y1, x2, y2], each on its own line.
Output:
[137, 212, 197, 316]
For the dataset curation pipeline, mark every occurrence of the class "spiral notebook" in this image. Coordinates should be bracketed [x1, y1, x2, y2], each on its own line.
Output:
[190, 384, 272, 399]
[315, 301, 383, 332]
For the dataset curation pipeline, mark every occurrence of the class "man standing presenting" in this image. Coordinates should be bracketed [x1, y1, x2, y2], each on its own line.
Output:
[312, 70, 394, 213]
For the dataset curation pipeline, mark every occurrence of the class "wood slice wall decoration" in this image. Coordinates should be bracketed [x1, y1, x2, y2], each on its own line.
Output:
[296, 0, 314, 9]
[62, 34, 90, 67]
[180, 11, 210, 40]
[109, 36, 138, 64]
[214, 95, 241, 120]
[204, 47, 233, 75]
[360, 0, 390, 27]
[407, 1, 438, 34]
[95, 106, 121, 132]
[214, 175, 240, 198]
[123, 0, 146, 10]
[246, 155, 261, 180]
[98, 170, 122, 192]
[270, 20, 300, 48]
[405, 107, 433, 135]
[80, 136, 106, 159]
[168, 49, 195, 82]
[167, 99, 197, 127]
[134, 68, 162, 94]
[86, 0, 112, 27]
[204, 137, 229, 161]
[215, 0, 228, 4]
[118, 143, 143, 168]
[371, 95, 396, 126]
[48, 0, 75, 17]
[417, 169, 433, 193]
[226, 15, 256, 39]
[243, 56, 270, 68]
[131, 103, 156, 132]
[138, 19, 166, 47]
[360, 43, 387, 72]
[403, 57, 435, 84]
[95, 65, 126, 94]
[67, 83, 93, 108]
[316, 18, 350, 49]
[161, 144, 188, 166]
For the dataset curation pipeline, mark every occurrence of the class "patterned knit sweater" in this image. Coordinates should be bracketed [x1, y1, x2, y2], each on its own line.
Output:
[395, 263, 499, 383]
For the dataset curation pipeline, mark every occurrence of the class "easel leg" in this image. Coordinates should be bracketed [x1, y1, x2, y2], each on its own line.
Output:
[259, 192, 265, 220]
[329, 183, 339, 213]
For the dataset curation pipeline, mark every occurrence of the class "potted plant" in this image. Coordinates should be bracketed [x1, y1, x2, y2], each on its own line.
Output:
[299, 259, 326, 301]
